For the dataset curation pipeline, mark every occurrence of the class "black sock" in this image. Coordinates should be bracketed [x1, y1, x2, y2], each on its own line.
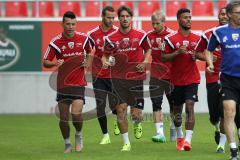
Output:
[98, 116, 108, 134]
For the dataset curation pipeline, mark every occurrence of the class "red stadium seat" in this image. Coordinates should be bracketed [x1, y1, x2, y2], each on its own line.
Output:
[218, 0, 227, 10]
[85, 1, 107, 17]
[0, 3, 2, 17]
[59, 1, 81, 17]
[138, 1, 160, 16]
[5, 1, 28, 17]
[32, 1, 54, 17]
[166, 1, 187, 17]
[112, 1, 133, 11]
[192, 1, 214, 16]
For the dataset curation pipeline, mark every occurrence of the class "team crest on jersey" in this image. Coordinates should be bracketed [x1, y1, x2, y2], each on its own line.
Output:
[223, 36, 228, 43]
[232, 33, 239, 41]
[68, 42, 74, 49]
[156, 38, 162, 44]
[61, 45, 66, 51]
[123, 38, 130, 43]
[183, 40, 189, 46]
[133, 38, 139, 43]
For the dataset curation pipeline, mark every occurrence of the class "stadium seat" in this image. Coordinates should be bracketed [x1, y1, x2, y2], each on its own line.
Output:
[112, 1, 133, 11]
[5, 1, 28, 17]
[166, 1, 187, 17]
[85, 1, 107, 17]
[192, 1, 214, 16]
[138, 1, 160, 16]
[217, 0, 227, 10]
[0, 3, 2, 17]
[59, 1, 81, 17]
[32, 1, 54, 17]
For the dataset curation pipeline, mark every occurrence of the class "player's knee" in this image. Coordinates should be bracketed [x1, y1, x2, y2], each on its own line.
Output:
[173, 113, 182, 127]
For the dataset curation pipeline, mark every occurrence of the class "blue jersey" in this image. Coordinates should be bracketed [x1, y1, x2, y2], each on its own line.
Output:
[208, 24, 240, 78]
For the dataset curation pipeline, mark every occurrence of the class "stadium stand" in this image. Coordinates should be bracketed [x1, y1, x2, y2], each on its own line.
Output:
[32, 1, 54, 17]
[5, 1, 28, 17]
[192, 1, 214, 16]
[138, 1, 161, 16]
[85, 1, 107, 17]
[166, 1, 187, 17]
[111, 1, 133, 11]
[218, 0, 227, 10]
[58, 1, 81, 17]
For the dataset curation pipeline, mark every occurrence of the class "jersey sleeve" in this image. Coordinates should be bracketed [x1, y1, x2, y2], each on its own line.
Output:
[195, 34, 208, 52]
[207, 30, 220, 52]
[164, 37, 174, 54]
[140, 35, 151, 51]
[103, 36, 115, 55]
[84, 39, 92, 53]
[43, 46, 56, 61]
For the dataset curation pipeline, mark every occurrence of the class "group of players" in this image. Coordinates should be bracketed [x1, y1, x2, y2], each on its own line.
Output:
[43, 1, 240, 160]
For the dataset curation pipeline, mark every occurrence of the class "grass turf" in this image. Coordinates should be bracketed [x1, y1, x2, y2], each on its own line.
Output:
[0, 114, 229, 160]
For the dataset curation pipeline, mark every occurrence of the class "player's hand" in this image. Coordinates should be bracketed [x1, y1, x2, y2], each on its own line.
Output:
[57, 59, 64, 67]
[136, 62, 147, 72]
[101, 56, 111, 69]
[177, 45, 187, 54]
[206, 64, 214, 74]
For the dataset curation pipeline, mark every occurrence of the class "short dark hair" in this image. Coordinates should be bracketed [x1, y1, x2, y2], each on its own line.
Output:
[226, 1, 240, 14]
[117, 5, 133, 18]
[102, 6, 115, 17]
[177, 8, 191, 19]
[62, 11, 76, 22]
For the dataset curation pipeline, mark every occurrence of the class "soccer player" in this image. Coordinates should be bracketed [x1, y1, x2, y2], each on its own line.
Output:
[88, 6, 119, 145]
[43, 11, 92, 153]
[147, 10, 176, 143]
[195, 7, 228, 153]
[161, 8, 200, 151]
[206, 2, 240, 159]
[102, 5, 151, 151]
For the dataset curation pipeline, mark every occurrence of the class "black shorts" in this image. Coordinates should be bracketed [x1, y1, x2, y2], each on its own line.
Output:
[149, 77, 173, 111]
[172, 84, 198, 106]
[112, 79, 144, 108]
[206, 82, 223, 121]
[92, 77, 118, 113]
[56, 86, 85, 103]
[220, 73, 240, 103]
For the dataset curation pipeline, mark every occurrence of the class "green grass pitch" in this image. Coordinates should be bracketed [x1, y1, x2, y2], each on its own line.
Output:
[0, 114, 229, 160]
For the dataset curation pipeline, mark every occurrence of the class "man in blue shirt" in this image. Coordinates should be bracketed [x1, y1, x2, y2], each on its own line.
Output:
[206, 1, 240, 160]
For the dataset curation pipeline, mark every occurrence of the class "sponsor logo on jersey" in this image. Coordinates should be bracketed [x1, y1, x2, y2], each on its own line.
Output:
[61, 45, 66, 51]
[0, 38, 20, 70]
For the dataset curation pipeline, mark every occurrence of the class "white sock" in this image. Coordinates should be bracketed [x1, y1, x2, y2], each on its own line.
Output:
[155, 122, 164, 136]
[64, 137, 71, 144]
[185, 130, 193, 144]
[122, 132, 130, 145]
[76, 131, 82, 136]
[218, 133, 226, 147]
[230, 142, 237, 149]
[170, 120, 175, 129]
[214, 122, 220, 131]
[176, 126, 184, 138]
[103, 133, 109, 138]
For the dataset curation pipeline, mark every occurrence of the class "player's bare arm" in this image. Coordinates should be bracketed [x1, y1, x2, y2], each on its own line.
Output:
[205, 50, 214, 74]
[136, 49, 151, 72]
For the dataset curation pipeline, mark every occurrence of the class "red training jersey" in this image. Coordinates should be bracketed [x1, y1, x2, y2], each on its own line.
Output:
[147, 26, 175, 80]
[195, 27, 221, 83]
[88, 25, 118, 78]
[104, 28, 151, 80]
[164, 30, 200, 86]
[44, 32, 92, 87]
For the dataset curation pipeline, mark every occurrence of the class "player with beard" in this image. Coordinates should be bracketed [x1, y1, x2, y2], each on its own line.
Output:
[161, 8, 200, 151]
[102, 5, 151, 151]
